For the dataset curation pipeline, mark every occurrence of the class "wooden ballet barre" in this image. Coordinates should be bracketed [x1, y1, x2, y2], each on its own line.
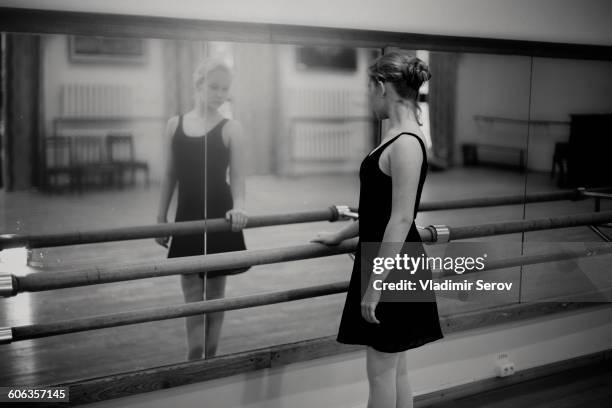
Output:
[2, 281, 350, 344]
[473, 115, 571, 126]
[419, 186, 612, 212]
[444, 210, 612, 241]
[0, 207, 343, 250]
[0, 187, 610, 250]
[431, 243, 612, 278]
[2, 210, 612, 297]
[3, 239, 360, 295]
[2, 242, 612, 343]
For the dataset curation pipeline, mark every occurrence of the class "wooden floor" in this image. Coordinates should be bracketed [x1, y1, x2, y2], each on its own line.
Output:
[0, 168, 611, 386]
[427, 359, 612, 408]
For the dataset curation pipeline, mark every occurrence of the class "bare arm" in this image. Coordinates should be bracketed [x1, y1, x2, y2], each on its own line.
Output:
[157, 116, 179, 222]
[225, 120, 248, 231]
[227, 120, 247, 209]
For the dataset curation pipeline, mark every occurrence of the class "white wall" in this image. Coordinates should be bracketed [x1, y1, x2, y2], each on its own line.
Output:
[83, 306, 612, 408]
[2, 0, 612, 46]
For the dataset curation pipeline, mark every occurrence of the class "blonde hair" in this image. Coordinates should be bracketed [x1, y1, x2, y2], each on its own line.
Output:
[369, 51, 433, 149]
[369, 51, 430, 125]
[192, 57, 233, 89]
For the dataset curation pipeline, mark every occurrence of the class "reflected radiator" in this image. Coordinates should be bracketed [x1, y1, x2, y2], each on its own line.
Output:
[291, 121, 370, 161]
[288, 88, 369, 161]
[61, 84, 133, 117]
[292, 122, 353, 160]
[287, 88, 368, 117]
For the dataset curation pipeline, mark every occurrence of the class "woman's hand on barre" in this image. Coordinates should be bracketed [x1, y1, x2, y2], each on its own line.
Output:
[312, 219, 359, 245]
[226, 208, 248, 231]
[310, 231, 343, 246]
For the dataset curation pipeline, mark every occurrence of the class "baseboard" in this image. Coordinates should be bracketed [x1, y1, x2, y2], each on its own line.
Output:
[414, 348, 611, 407]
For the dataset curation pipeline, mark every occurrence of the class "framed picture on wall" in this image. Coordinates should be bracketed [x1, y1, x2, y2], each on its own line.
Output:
[69, 36, 147, 64]
[296, 46, 357, 72]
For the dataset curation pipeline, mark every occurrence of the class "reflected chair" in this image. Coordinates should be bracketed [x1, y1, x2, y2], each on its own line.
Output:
[106, 132, 150, 188]
[73, 135, 117, 192]
[43, 136, 78, 193]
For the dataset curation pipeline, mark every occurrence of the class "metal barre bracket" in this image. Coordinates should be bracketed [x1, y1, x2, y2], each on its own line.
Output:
[0, 275, 15, 297]
[332, 205, 359, 221]
[0, 327, 12, 344]
[425, 224, 451, 243]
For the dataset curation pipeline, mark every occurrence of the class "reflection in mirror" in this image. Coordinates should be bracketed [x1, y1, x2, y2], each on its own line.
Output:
[0, 32, 382, 383]
[2, 29, 591, 388]
[409, 52, 534, 316]
[522, 57, 612, 304]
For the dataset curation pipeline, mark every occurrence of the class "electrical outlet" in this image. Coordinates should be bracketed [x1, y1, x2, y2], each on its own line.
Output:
[495, 361, 515, 377]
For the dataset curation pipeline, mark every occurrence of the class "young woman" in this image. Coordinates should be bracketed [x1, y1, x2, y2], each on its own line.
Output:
[312, 51, 444, 408]
[156, 57, 249, 360]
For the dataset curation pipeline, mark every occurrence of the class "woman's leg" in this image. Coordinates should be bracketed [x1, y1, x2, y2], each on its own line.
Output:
[395, 351, 413, 408]
[366, 346, 400, 408]
[180, 274, 205, 360]
[204, 274, 227, 358]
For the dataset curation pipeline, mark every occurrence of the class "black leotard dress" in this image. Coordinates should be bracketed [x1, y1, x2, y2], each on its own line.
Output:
[336, 132, 444, 353]
[167, 115, 249, 279]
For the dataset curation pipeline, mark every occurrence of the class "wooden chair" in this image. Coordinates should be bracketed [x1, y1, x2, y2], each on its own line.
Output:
[43, 136, 78, 192]
[73, 136, 117, 192]
[106, 132, 150, 188]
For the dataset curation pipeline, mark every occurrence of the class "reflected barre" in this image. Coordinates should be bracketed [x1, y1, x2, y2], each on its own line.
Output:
[1, 210, 612, 297]
[473, 115, 571, 126]
[0, 186, 610, 250]
[418, 186, 611, 211]
[0, 207, 342, 250]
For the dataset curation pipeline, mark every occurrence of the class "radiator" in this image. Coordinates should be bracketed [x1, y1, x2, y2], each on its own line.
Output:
[61, 84, 133, 117]
[287, 88, 368, 117]
[292, 122, 354, 160]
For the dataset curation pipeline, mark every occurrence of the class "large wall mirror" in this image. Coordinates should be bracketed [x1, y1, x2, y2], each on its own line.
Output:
[1, 11, 611, 391]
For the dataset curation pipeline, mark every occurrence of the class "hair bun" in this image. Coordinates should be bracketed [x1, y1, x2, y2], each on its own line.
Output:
[404, 59, 431, 87]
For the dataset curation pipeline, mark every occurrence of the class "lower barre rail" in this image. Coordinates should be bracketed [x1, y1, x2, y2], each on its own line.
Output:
[3, 284, 611, 345]
[2, 242, 612, 343]
[3, 281, 349, 344]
